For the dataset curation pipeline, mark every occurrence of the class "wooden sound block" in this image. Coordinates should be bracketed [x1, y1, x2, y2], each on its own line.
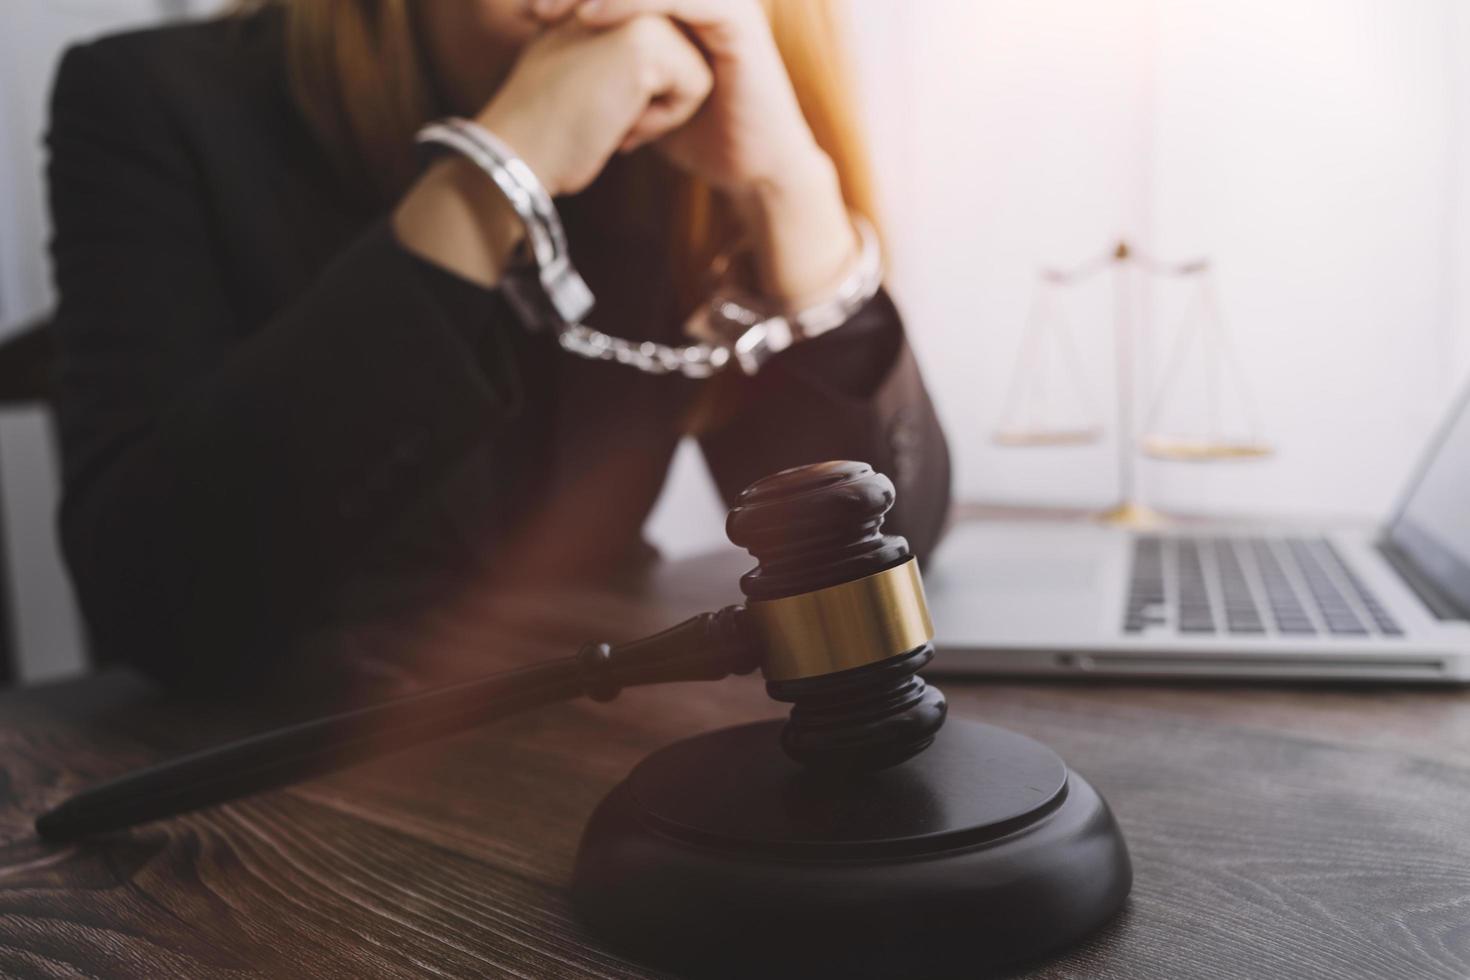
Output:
[572, 719, 1132, 979]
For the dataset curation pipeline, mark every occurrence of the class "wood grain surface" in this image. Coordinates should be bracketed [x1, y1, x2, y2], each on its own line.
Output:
[2, 538, 1468, 979]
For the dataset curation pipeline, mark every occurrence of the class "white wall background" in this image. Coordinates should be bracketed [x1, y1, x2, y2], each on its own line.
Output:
[4, 0, 1470, 680]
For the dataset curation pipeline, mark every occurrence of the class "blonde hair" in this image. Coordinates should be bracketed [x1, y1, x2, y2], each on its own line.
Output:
[250, 0, 879, 303]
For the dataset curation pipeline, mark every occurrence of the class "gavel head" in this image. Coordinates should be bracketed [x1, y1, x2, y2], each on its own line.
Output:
[726, 460, 947, 771]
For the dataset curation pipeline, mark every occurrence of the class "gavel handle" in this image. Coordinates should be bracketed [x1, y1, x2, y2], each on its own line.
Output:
[36, 606, 756, 843]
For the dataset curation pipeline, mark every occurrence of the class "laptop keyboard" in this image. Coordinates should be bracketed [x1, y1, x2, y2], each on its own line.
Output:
[1124, 536, 1404, 638]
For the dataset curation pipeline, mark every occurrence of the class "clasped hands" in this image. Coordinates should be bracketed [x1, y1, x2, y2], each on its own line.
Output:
[501, 0, 860, 305]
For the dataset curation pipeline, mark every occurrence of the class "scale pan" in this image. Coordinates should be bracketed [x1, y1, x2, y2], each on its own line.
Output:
[993, 427, 1103, 448]
[1142, 435, 1273, 462]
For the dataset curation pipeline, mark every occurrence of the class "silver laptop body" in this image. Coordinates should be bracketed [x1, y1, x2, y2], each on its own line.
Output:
[925, 385, 1470, 683]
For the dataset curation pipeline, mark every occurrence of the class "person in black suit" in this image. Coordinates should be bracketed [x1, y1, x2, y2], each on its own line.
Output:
[46, 0, 951, 689]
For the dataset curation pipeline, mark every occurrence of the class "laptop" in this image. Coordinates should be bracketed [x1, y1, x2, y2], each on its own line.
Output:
[925, 382, 1470, 681]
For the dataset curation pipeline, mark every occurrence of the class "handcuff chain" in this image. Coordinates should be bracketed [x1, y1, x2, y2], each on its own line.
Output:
[554, 322, 731, 378]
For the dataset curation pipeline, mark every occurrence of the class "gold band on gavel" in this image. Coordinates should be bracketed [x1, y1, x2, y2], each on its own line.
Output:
[748, 558, 935, 682]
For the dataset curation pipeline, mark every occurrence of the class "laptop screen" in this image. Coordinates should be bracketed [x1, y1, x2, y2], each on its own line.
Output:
[1387, 385, 1470, 616]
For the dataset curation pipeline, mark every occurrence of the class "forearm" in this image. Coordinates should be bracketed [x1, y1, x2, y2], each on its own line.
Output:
[61, 225, 517, 687]
[392, 157, 526, 288]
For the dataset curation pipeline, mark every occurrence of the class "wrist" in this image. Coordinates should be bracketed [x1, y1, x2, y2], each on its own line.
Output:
[392, 157, 526, 288]
[742, 146, 840, 219]
[735, 148, 860, 306]
[476, 102, 559, 197]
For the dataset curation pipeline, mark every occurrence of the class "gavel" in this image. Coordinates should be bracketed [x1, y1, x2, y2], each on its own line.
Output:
[36, 461, 945, 840]
[36, 460, 1130, 979]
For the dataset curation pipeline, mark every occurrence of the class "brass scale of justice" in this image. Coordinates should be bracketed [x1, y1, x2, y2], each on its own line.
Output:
[994, 240, 1273, 525]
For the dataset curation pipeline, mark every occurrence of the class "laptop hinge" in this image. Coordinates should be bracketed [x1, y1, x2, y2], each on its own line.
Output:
[1377, 539, 1469, 622]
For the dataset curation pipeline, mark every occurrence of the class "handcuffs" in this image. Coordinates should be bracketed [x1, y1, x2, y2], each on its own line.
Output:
[416, 117, 882, 379]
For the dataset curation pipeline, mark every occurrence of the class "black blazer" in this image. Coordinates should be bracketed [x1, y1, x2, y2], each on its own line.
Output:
[46, 11, 951, 688]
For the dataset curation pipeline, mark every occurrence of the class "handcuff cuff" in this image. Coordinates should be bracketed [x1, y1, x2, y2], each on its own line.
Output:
[415, 117, 883, 379]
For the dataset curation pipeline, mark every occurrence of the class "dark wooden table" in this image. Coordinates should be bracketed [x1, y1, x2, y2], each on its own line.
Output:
[3, 536, 1469, 979]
